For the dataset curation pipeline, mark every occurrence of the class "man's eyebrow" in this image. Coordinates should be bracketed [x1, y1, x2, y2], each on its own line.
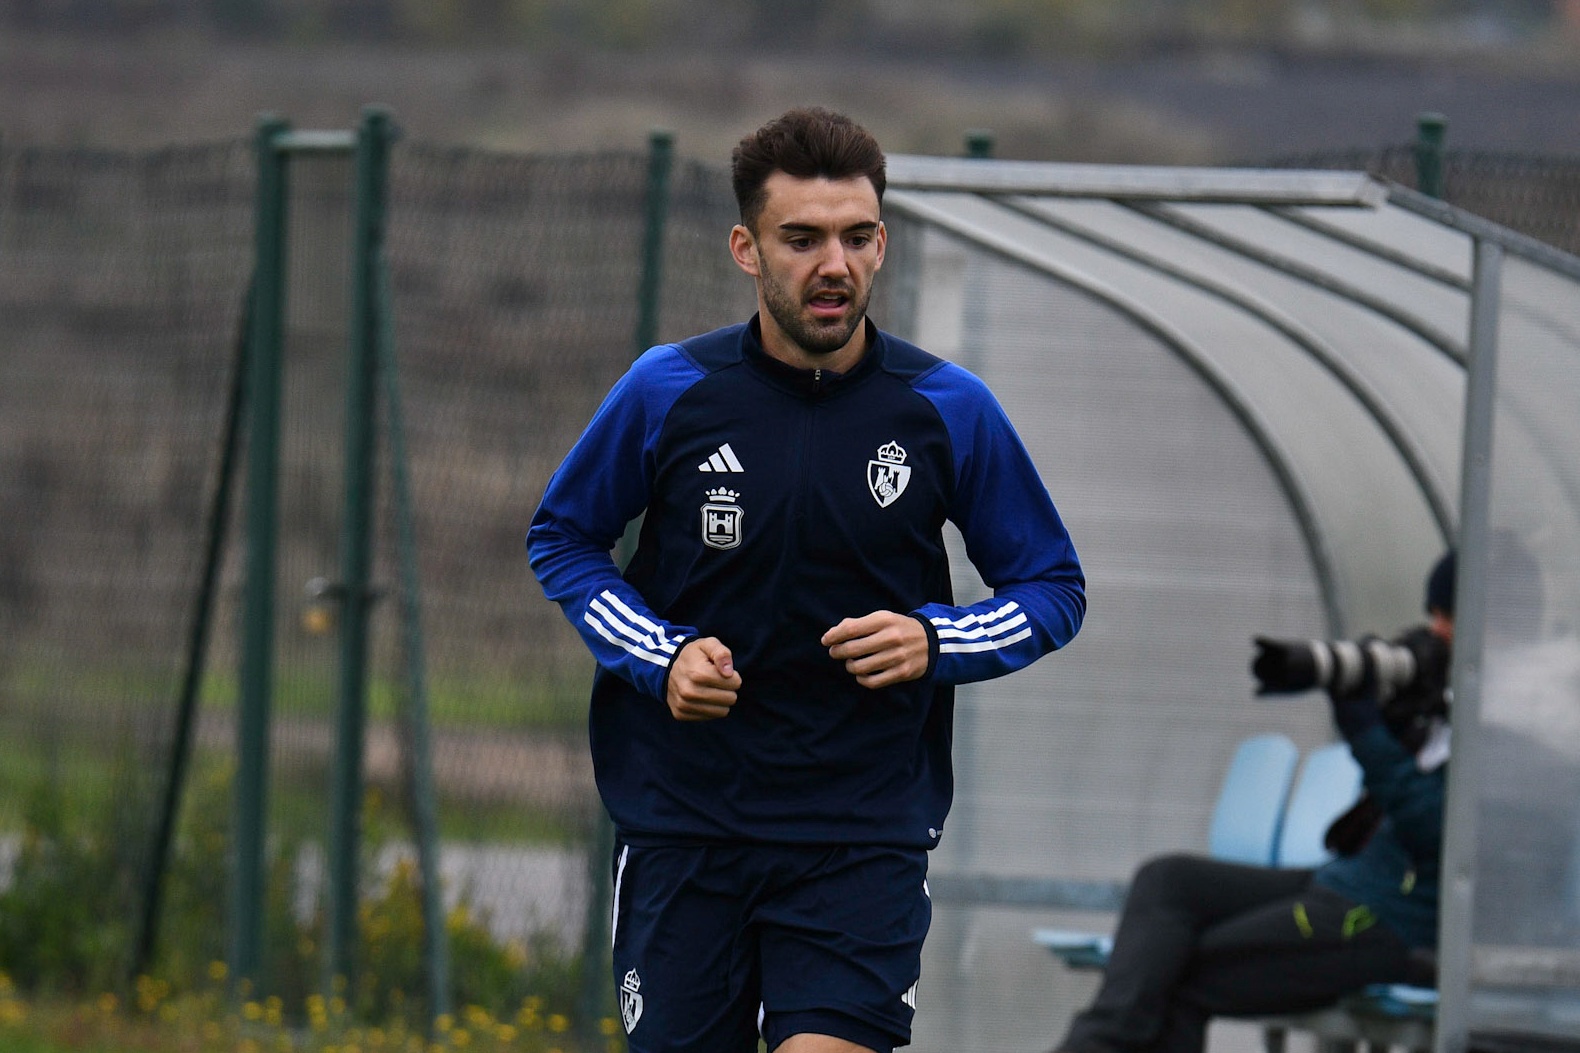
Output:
[777, 221, 880, 234]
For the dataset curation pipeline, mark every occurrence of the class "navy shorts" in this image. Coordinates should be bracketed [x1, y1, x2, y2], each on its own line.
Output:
[609, 839, 932, 1053]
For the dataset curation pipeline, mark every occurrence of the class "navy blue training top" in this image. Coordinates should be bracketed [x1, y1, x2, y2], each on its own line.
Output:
[528, 318, 1085, 848]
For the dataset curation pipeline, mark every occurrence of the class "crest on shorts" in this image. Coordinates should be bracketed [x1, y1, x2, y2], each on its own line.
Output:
[868, 441, 911, 508]
[620, 969, 643, 1033]
[701, 488, 743, 550]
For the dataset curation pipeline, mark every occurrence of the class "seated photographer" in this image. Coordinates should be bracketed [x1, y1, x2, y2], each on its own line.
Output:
[1049, 552, 1454, 1053]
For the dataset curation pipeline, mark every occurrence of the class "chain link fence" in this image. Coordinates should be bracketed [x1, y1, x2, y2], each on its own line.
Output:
[0, 139, 256, 993]
[0, 128, 748, 1038]
[1264, 143, 1580, 257]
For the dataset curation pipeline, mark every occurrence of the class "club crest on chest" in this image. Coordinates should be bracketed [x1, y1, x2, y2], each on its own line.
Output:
[701, 488, 743, 550]
[868, 440, 911, 508]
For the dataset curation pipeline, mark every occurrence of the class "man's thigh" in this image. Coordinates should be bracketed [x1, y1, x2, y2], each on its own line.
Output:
[756, 844, 931, 1053]
[1181, 887, 1415, 1016]
[610, 841, 931, 1053]
[611, 841, 764, 1053]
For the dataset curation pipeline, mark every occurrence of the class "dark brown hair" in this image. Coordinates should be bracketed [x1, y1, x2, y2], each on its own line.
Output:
[731, 107, 886, 232]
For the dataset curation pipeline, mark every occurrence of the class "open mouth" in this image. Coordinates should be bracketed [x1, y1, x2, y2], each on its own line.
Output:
[807, 288, 850, 319]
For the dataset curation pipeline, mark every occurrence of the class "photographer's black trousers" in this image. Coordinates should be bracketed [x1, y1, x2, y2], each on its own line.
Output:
[1056, 855, 1419, 1053]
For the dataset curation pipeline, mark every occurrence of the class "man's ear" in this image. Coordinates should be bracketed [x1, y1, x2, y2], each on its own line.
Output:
[729, 224, 761, 277]
[874, 220, 887, 271]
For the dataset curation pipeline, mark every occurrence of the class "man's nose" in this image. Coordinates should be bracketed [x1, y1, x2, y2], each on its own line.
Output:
[816, 243, 851, 278]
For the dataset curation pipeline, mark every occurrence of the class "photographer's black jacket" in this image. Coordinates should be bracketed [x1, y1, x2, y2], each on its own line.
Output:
[1312, 714, 1444, 949]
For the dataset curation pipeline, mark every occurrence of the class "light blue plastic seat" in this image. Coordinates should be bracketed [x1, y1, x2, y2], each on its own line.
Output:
[1208, 732, 1301, 866]
[1275, 742, 1364, 868]
[1034, 732, 1299, 970]
[1353, 983, 1439, 1019]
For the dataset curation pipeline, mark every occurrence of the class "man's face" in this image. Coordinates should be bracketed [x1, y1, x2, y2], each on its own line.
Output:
[730, 172, 886, 366]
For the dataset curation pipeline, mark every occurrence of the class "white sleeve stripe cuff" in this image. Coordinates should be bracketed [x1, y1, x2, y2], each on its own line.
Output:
[584, 610, 674, 667]
[930, 600, 1020, 630]
[589, 593, 679, 655]
[935, 612, 1028, 641]
[939, 627, 1034, 654]
[599, 589, 673, 642]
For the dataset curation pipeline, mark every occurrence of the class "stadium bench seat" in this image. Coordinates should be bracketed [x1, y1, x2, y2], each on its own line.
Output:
[1032, 732, 1299, 970]
[1256, 983, 1437, 1053]
[1275, 741, 1364, 868]
[1033, 736, 1439, 1053]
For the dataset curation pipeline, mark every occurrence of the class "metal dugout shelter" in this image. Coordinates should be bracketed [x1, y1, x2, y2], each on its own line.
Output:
[871, 156, 1580, 1053]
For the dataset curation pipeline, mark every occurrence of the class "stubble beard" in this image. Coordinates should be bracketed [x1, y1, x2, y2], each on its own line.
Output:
[759, 258, 870, 358]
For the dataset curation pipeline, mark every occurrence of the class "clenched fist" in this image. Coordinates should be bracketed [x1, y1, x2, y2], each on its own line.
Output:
[823, 611, 930, 689]
[667, 637, 742, 721]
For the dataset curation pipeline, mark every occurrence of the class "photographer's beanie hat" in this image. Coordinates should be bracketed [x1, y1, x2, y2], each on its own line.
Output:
[1426, 550, 1456, 616]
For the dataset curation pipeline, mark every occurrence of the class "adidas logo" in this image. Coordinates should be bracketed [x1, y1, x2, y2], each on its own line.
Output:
[698, 442, 745, 473]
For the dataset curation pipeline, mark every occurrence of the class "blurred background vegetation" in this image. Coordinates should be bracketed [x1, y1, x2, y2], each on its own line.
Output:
[4, 0, 1572, 54]
[4, 0, 1580, 163]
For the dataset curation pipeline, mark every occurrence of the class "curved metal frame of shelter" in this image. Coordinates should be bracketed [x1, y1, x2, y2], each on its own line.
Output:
[880, 155, 1580, 1053]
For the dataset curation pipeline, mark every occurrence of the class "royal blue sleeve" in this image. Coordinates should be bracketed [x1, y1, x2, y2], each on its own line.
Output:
[527, 345, 702, 701]
[912, 363, 1086, 684]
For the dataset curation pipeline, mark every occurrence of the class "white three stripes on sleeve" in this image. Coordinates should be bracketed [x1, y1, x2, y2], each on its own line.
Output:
[584, 590, 681, 667]
[931, 601, 1032, 654]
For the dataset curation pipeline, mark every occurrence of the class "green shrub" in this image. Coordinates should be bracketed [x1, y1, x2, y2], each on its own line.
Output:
[0, 785, 135, 995]
[0, 765, 605, 1043]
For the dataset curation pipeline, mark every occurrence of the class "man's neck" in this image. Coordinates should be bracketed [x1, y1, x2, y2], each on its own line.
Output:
[756, 314, 870, 375]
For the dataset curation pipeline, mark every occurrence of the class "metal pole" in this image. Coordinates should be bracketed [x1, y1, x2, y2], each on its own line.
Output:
[134, 285, 253, 982]
[377, 245, 453, 1030]
[326, 106, 390, 994]
[232, 113, 291, 992]
[367, 117, 454, 1027]
[1434, 237, 1503, 1053]
[1414, 112, 1447, 199]
[633, 128, 674, 355]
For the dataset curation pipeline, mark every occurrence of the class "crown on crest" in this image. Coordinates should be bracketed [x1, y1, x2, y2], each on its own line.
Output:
[705, 487, 739, 503]
[622, 970, 641, 993]
[876, 441, 908, 465]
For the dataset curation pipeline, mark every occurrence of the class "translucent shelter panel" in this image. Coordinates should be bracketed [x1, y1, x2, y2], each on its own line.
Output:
[1011, 196, 1466, 544]
[890, 191, 1447, 637]
[1283, 200, 1475, 285]
[1467, 252, 1580, 1042]
[1160, 203, 1471, 356]
[896, 225, 1338, 1052]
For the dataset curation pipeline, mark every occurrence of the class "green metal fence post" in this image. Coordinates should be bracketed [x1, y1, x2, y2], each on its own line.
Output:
[374, 211, 453, 1030]
[232, 113, 291, 993]
[326, 106, 392, 995]
[965, 130, 995, 159]
[634, 128, 674, 354]
[1414, 112, 1447, 199]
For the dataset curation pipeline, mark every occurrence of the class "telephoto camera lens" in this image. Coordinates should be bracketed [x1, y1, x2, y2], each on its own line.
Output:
[1252, 627, 1449, 703]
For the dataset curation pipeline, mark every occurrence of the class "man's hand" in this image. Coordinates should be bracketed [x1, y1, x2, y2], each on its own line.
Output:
[667, 637, 742, 721]
[822, 611, 930, 690]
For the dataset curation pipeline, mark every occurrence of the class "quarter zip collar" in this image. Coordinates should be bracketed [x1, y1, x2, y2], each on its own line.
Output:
[741, 314, 884, 397]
